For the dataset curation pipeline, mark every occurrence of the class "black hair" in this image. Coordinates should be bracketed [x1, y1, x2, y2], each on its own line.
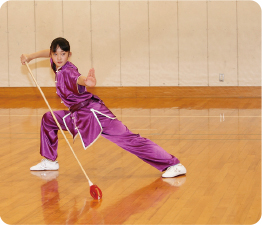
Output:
[50, 37, 70, 72]
[50, 37, 70, 53]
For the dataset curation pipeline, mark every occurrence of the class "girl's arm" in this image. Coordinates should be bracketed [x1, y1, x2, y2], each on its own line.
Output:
[20, 49, 50, 65]
[77, 68, 97, 88]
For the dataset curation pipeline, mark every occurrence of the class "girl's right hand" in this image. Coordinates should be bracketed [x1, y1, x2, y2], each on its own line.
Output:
[20, 54, 31, 65]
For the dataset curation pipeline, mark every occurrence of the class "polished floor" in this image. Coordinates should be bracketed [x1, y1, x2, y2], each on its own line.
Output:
[0, 87, 261, 225]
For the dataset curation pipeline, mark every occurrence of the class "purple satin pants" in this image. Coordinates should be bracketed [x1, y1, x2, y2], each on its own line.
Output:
[40, 110, 180, 172]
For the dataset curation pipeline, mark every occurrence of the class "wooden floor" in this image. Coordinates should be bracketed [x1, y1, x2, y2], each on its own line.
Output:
[0, 87, 261, 225]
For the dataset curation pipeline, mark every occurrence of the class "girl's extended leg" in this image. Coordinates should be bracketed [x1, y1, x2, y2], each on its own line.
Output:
[98, 114, 180, 172]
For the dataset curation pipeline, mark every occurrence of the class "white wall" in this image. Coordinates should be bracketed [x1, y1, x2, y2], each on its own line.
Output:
[0, 0, 260, 87]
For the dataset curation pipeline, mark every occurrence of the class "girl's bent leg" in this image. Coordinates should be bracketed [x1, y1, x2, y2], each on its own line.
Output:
[98, 115, 180, 171]
[40, 110, 69, 161]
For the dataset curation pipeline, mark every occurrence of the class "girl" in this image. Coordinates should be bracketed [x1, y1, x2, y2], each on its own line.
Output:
[20, 37, 186, 178]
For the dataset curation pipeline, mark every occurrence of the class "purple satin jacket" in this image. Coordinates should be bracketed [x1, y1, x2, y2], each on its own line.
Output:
[51, 59, 116, 149]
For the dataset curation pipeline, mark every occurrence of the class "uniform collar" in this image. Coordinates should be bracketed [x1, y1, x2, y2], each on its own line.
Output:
[56, 61, 69, 73]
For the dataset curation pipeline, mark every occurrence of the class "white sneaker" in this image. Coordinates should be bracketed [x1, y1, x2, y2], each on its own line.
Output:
[162, 163, 186, 178]
[30, 159, 59, 171]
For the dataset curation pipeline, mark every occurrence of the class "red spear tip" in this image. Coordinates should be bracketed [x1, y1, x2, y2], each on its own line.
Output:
[90, 184, 103, 200]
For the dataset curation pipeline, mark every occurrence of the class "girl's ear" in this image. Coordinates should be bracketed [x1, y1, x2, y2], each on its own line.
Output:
[69, 52, 72, 58]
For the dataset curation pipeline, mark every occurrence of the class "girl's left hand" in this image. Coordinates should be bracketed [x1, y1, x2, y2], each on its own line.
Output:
[20, 54, 30, 65]
[84, 68, 96, 87]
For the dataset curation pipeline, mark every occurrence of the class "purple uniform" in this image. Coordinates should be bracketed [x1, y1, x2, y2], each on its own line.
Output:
[40, 59, 180, 171]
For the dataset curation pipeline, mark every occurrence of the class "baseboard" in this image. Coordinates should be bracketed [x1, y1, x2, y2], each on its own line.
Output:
[0, 86, 261, 98]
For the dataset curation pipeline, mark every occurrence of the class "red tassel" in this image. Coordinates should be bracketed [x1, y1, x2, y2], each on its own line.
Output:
[90, 184, 102, 200]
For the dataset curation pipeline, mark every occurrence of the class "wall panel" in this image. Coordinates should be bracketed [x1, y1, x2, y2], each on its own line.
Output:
[0, 1, 260, 88]
[120, 1, 149, 86]
[63, 1, 91, 80]
[92, 1, 120, 86]
[0, 2, 8, 87]
[208, 1, 238, 86]
[149, 1, 178, 86]
[35, 1, 63, 87]
[237, 1, 261, 86]
[8, 1, 35, 87]
[178, 1, 208, 86]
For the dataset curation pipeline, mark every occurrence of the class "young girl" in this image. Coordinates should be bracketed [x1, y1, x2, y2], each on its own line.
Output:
[20, 37, 186, 178]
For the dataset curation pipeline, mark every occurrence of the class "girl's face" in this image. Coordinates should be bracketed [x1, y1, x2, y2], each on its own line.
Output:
[51, 46, 71, 69]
